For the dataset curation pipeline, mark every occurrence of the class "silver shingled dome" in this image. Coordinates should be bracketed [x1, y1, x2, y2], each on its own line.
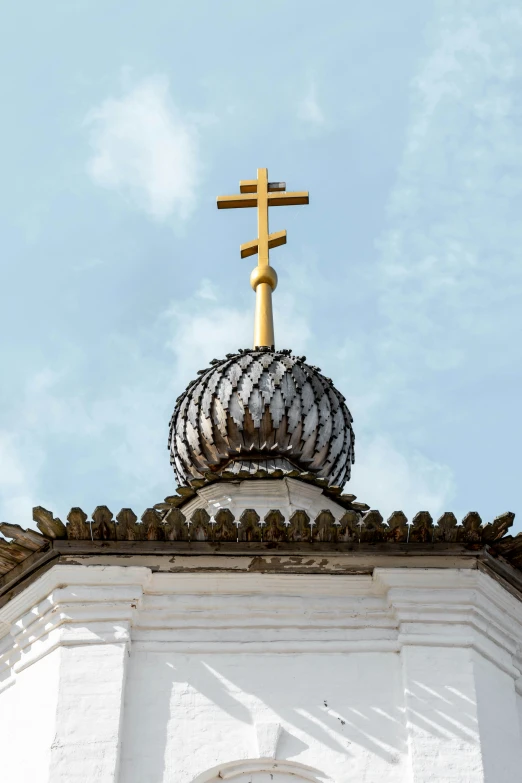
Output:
[169, 348, 355, 487]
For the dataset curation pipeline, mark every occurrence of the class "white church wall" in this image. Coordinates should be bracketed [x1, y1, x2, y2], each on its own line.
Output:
[118, 650, 408, 783]
[378, 568, 522, 782]
[1, 564, 522, 782]
[400, 645, 484, 782]
[473, 651, 522, 781]
[0, 646, 60, 783]
[46, 643, 129, 783]
[0, 566, 147, 783]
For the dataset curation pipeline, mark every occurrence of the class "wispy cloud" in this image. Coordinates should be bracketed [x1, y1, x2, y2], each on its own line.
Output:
[350, 434, 455, 520]
[335, 2, 522, 525]
[195, 278, 218, 301]
[298, 81, 325, 126]
[378, 5, 522, 375]
[0, 431, 44, 525]
[85, 75, 201, 221]
[163, 282, 311, 385]
[73, 256, 104, 272]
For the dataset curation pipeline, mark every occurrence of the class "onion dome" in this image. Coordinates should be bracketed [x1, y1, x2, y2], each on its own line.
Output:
[169, 347, 354, 487]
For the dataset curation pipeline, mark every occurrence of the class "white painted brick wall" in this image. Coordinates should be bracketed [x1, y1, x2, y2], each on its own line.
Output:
[0, 647, 60, 783]
[1, 564, 522, 783]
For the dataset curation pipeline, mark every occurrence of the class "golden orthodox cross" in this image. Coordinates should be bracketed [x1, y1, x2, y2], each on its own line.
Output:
[217, 168, 309, 349]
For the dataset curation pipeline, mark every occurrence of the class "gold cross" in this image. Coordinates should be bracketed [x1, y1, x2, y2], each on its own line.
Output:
[217, 168, 309, 348]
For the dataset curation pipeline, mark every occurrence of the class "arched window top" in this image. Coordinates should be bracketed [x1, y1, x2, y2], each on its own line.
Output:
[192, 759, 332, 783]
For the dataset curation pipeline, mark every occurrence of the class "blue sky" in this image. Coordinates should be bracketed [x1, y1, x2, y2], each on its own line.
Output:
[1, 0, 521, 530]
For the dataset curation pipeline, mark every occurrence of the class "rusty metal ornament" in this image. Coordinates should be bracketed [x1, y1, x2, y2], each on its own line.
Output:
[168, 347, 355, 487]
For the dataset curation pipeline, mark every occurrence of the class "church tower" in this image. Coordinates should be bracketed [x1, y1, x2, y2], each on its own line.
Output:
[1, 170, 522, 783]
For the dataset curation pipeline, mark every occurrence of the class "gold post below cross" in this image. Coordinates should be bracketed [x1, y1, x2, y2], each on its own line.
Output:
[217, 168, 309, 348]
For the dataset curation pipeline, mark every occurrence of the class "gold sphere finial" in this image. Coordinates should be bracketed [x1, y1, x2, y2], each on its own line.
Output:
[250, 265, 278, 292]
[217, 168, 309, 348]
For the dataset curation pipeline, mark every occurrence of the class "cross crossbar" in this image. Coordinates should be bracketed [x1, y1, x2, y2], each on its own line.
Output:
[216, 168, 309, 348]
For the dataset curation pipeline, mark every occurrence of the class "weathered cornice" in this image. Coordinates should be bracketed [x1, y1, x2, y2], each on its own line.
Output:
[3, 566, 522, 679]
[0, 485, 520, 605]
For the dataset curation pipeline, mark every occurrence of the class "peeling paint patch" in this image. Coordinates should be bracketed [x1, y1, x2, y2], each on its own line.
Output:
[247, 556, 361, 573]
